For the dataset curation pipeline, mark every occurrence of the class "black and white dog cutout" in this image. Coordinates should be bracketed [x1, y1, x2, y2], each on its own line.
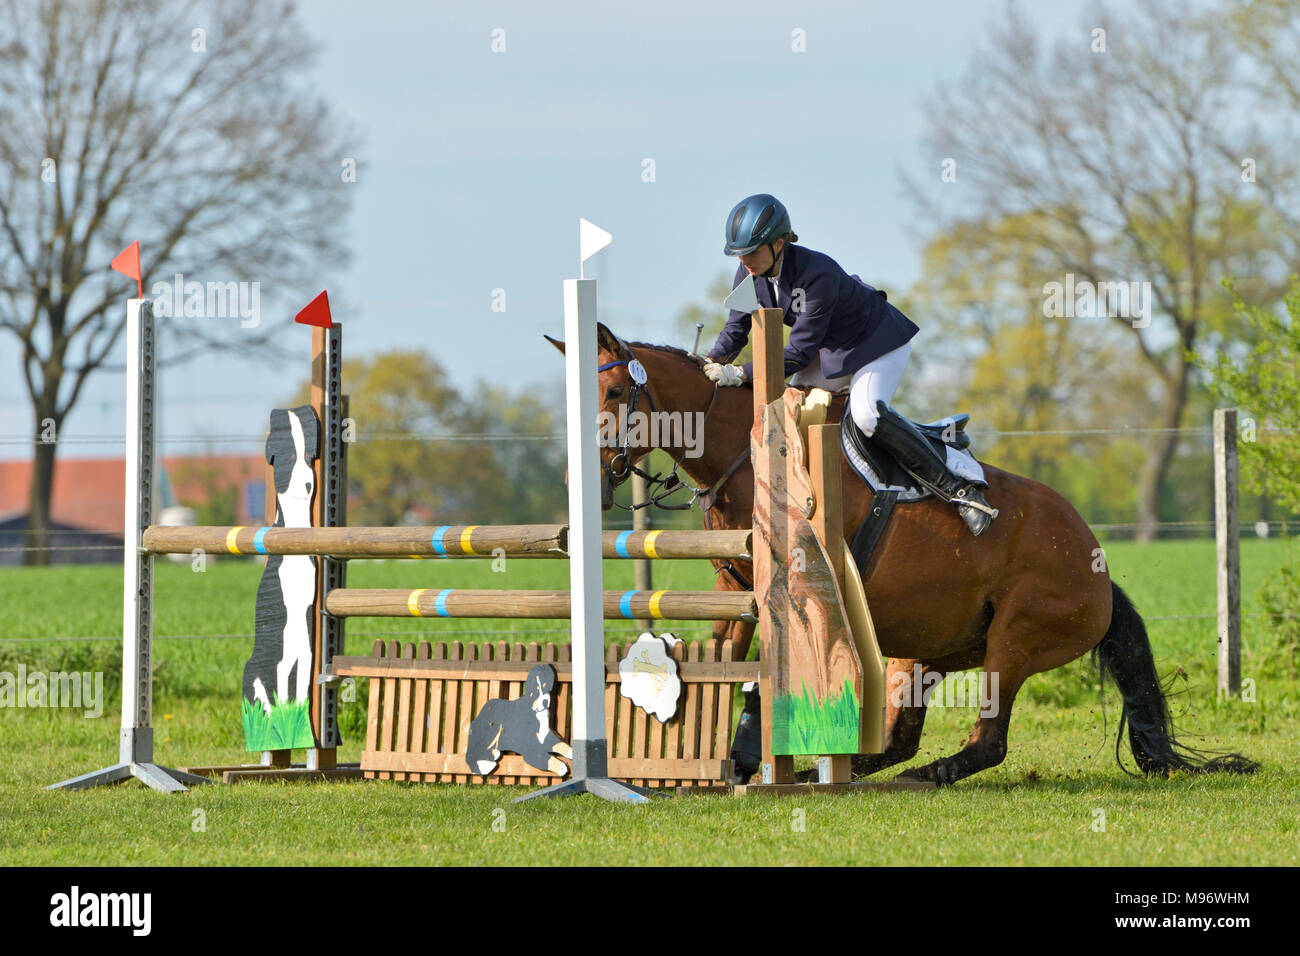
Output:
[241, 405, 320, 751]
[465, 664, 573, 777]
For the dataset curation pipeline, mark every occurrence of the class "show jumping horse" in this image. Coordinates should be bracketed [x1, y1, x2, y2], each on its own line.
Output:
[548, 325, 1258, 785]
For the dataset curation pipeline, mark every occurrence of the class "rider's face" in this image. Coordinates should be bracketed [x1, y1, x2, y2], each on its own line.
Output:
[738, 237, 784, 275]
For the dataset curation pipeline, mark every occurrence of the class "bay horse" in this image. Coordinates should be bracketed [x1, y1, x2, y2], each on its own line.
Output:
[549, 325, 1258, 785]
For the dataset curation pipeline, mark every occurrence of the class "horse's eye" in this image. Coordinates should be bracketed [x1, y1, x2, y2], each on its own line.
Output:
[606, 386, 624, 400]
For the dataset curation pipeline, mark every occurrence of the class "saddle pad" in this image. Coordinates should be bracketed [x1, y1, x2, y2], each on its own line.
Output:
[840, 414, 987, 501]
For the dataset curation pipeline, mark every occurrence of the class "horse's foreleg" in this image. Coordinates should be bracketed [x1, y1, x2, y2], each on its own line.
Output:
[711, 558, 756, 660]
[709, 558, 760, 782]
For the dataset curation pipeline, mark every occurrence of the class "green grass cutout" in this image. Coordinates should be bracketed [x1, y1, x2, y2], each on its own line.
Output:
[771, 678, 860, 754]
[241, 694, 314, 752]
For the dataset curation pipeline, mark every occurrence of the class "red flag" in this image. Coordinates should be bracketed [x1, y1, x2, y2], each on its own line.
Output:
[111, 241, 142, 297]
[295, 290, 332, 328]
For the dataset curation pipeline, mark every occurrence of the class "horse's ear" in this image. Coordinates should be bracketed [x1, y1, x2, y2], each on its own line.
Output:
[596, 322, 621, 354]
[544, 334, 565, 355]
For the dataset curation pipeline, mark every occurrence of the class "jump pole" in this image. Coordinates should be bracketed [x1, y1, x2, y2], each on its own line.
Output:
[48, 299, 210, 792]
[516, 222, 652, 803]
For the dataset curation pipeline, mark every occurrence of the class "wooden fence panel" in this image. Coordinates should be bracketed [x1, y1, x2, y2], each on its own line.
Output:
[334, 638, 758, 787]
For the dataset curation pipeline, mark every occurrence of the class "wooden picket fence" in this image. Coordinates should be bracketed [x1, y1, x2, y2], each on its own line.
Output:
[331, 638, 759, 787]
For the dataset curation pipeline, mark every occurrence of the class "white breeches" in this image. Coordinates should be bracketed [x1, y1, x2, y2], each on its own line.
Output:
[789, 342, 911, 437]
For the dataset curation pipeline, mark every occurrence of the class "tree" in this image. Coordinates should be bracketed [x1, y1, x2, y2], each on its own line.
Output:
[454, 382, 568, 524]
[0, 0, 357, 563]
[907, 0, 1297, 539]
[310, 352, 567, 527]
[1201, 278, 1300, 513]
[908, 216, 1153, 525]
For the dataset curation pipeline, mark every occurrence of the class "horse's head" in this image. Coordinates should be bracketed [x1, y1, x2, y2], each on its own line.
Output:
[546, 322, 709, 511]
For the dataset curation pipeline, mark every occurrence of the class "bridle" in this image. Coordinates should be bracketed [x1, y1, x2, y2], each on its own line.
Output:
[596, 337, 733, 513]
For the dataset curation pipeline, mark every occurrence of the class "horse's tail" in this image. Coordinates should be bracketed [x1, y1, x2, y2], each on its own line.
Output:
[1091, 582, 1259, 777]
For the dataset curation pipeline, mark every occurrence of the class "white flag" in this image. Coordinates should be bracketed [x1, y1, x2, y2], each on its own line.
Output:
[579, 218, 612, 272]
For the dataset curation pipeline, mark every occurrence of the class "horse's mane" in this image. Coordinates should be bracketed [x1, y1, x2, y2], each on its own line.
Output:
[625, 340, 703, 365]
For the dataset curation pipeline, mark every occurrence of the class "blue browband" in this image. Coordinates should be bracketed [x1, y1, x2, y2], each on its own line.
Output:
[597, 361, 626, 372]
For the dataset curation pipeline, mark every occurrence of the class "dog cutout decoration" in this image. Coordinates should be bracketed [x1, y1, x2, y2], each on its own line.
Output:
[618, 632, 683, 722]
[241, 406, 320, 752]
[465, 664, 573, 777]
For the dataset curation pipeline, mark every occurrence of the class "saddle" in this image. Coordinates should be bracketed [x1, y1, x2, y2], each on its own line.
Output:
[838, 406, 986, 572]
[840, 411, 979, 499]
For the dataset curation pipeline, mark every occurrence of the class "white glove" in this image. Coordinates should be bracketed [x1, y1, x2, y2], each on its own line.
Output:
[704, 361, 745, 387]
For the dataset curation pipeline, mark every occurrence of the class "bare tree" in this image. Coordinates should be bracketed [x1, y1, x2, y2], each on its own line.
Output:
[0, 0, 357, 563]
[907, 0, 1296, 540]
[1225, 0, 1300, 244]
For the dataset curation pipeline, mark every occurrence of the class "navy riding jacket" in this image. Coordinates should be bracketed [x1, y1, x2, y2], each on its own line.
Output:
[707, 244, 919, 383]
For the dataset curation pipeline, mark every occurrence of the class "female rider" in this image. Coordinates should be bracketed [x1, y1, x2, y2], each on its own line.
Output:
[703, 193, 996, 537]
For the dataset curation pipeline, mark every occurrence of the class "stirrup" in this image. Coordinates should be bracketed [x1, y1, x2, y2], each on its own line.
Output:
[951, 486, 998, 537]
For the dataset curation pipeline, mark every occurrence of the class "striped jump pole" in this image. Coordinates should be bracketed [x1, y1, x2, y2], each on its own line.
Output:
[139, 525, 751, 561]
[142, 524, 568, 558]
[322, 588, 758, 621]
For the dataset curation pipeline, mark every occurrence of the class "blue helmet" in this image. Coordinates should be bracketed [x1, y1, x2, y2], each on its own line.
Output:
[723, 194, 791, 256]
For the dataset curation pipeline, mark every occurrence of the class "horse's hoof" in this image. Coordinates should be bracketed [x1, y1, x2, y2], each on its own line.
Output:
[850, 756, 886, 778]
[728, 763, 757, 786]
[896, 763, 950, 786]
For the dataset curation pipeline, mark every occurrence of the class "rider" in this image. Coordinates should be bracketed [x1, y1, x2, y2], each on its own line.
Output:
[703, 193, 996, 536]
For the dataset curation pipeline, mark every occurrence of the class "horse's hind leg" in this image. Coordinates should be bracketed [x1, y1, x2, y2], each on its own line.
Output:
[851, 657, 930, 777]
[896, 574, 1110, 785]
[895, 668, 1023, 786]
[855, 647, 985, 778]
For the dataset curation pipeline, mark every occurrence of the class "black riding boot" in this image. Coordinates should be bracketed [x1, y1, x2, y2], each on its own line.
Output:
[729, 684, 762, 784]
[871, 401, 998, 537]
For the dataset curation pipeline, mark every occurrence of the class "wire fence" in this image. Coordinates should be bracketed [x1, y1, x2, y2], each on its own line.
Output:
[2, 422, 1296, 558]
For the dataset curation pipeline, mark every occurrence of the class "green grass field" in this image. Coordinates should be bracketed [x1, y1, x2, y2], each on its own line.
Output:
[1, 539, 1296, 866]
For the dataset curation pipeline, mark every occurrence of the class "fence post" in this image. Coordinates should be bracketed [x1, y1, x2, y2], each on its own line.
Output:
[1214, 407, 1241, 699]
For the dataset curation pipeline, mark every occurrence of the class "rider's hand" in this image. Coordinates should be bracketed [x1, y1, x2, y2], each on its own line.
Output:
[704, 362, 745, 387]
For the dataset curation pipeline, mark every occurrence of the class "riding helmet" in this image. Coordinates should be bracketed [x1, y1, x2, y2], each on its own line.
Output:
[723, 194, 791, 256]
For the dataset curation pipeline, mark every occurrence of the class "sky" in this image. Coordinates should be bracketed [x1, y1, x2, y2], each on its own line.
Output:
[0, 0, 1100, 460]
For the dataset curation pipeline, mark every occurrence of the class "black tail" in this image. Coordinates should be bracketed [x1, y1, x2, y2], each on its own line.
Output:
[1092, 582, 1259, 777]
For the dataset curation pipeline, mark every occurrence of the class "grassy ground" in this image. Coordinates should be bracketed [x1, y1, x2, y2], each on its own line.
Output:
[0, 538, 1295, 866]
